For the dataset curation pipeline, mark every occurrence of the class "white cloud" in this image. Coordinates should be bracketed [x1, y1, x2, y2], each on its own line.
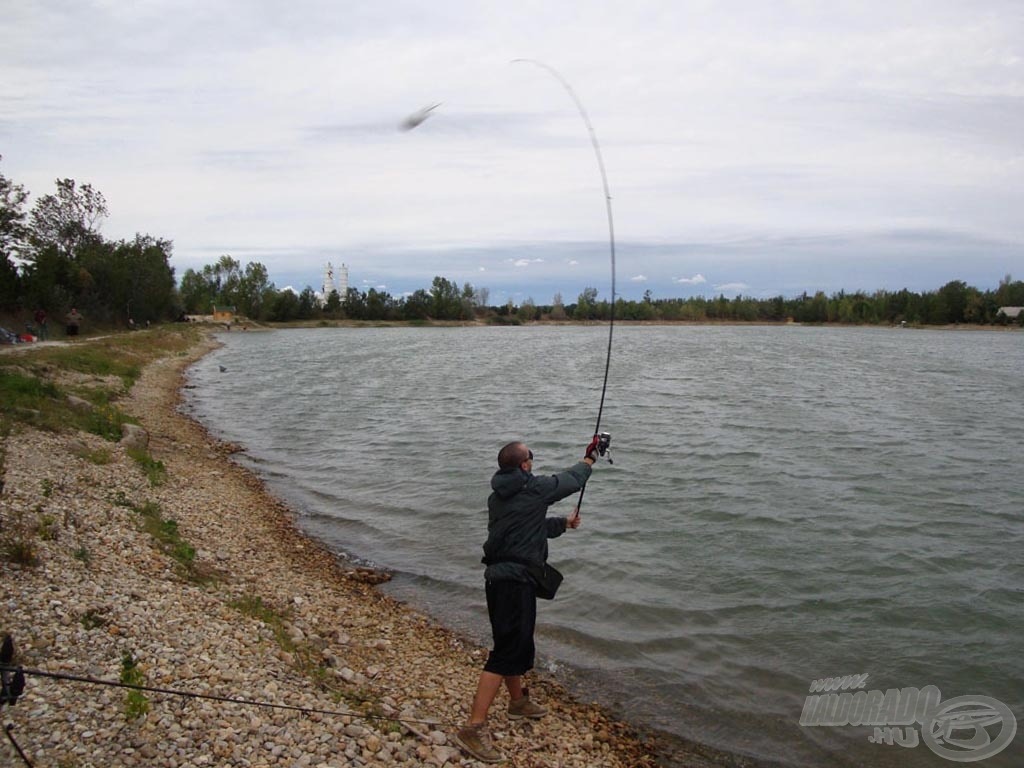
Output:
[714, 282, 750, 296]
[2, 1, 1021, 300]
[511, 258, 544, 268]
[630, 274, 647, 282]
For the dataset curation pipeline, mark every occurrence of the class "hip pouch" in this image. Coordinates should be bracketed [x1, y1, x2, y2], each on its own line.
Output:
[483, 556, 564, 600]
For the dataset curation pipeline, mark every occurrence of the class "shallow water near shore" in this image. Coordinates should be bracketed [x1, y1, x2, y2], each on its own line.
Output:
[184, 325, 1023, 767]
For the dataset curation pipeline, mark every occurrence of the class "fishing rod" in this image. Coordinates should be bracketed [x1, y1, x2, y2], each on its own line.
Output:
[512, 59, 617, 502]
[399, 63, 618, 486]
[1, 664, 450, 726]
[0, 666, 452, 768]
[1, 634, 455, 768]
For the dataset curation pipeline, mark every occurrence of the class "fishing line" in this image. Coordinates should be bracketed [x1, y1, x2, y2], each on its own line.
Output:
[1, 664, 456, 728]
[512, 59, 617, 503]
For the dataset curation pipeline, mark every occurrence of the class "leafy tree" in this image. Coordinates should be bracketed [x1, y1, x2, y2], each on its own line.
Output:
[179, 268, 215, 313]
[995, 274, 1024, 307]
[550, 292, 567, 320]
[574, 287, 599, 320]
[935, 280, 968, 324]
[117, 235, 177, 324]
[297, 287, 318, 319]
[236, 261, 272, 319]
[210, 255, 242, 309]
[268, 288, 301, 321]
[404, 289, 431, 320]
[517, 297, 537, 322]
[343, 287, 367, 319]
[1, 157, 29, 307]
[461, 282, 477, 318]
[430, 276, 464, 319]
[28, 178, 108, 260]
[365, 287, 393, 320]
[324, 289, 341, 316]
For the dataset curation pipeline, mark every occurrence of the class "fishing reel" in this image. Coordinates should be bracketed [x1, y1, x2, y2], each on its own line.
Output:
[1, 635, 26, 707]
[597, 432, 613, 464]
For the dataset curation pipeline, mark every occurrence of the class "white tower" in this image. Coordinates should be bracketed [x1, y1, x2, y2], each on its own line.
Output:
[338, 263, 349, 296]
[323, 263, 336, 298]
[323, 262, 350, 299]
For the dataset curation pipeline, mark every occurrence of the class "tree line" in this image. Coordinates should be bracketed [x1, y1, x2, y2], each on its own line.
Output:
[1, 158, 177, 327]
[4, 160, 1022, 329]
[181, 268, 1024, 327]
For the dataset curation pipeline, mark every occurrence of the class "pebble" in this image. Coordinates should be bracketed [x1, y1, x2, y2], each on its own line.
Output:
[0, 338, 659, 768]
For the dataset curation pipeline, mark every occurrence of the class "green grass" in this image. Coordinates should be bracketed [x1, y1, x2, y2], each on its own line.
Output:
[0, 370, 61, 419]
[0, 367, 135, 438]
[127, 447, 167, 486]
[227, 592, 387, 713]
[81, 403, 134, 441]
[120, 651, 150, 720]
[132, 500, 197, 574]
[31, 345, 141, 388]
[229, 594, 297, 653]
[0, 325, 202, 437]
[75, 445, 113, 465]
[36, 513, 59, 541]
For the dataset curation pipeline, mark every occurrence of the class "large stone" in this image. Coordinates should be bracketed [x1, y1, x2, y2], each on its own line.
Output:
[66, 394, 94, 412]
[120, 423, 150, 451]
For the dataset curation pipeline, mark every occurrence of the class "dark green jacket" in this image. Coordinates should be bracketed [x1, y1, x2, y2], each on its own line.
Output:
[482, 461, 592, 583]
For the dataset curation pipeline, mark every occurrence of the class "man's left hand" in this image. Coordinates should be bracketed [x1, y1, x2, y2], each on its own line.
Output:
[567, 506, 582, 530]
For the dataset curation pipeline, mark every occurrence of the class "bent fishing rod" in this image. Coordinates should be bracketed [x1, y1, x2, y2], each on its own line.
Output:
[512, 59, 617, 506]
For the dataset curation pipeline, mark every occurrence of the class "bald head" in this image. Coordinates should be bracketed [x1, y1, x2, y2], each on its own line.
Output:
[497, 442, 530, 469]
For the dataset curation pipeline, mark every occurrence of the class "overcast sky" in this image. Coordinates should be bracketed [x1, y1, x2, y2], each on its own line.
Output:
[3, 1, 1022, 304]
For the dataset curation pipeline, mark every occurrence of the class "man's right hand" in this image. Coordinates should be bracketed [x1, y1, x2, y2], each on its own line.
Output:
[584, 435, 601, 463]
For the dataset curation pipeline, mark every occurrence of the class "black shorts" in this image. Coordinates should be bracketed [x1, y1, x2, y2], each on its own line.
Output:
[483, 579, 536, 677]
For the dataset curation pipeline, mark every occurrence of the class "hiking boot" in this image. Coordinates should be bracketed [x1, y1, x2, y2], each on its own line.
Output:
[508, 688, 548, 720]
[454, 723, 505, 763]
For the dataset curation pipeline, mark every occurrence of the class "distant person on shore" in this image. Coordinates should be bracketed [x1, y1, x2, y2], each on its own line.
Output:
[33, 308, 48, 340]
[65, 308, 82, 337]
[454, 437, 598, 763]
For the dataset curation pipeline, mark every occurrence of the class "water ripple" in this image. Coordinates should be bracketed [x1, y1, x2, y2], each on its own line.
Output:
[185, 326, 1024, 767]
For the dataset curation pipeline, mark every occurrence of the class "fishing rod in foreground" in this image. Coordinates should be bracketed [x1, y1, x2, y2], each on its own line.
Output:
[511, 59, 617, 509]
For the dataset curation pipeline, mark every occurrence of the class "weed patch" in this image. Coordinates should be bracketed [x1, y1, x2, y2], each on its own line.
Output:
[229, 594, 296, 652]
[120, 651, 150, 720]
[127, 447, 167, 486]
[132, 500, 198, 576]
[81, 403, 133, 442]
[36, 513, 58, 541]
[75, 445, 113, 465]
[80, 608, 109, 629]
[1, 507, 40, 566]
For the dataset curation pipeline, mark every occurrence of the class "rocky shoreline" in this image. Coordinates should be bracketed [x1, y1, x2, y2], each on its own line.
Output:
[2, 336, 667, 767]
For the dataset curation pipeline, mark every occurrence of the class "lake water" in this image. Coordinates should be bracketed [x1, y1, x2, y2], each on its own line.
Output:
[183, 325, 1023, 767]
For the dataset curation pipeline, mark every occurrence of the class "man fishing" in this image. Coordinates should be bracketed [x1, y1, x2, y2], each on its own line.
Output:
[454, 436, 601, 763]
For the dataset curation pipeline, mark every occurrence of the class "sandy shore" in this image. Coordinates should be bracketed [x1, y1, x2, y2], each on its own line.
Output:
[1, 337, 670, 767]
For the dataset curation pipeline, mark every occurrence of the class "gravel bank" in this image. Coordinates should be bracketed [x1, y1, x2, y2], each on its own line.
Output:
[2, 338, 663, 767]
